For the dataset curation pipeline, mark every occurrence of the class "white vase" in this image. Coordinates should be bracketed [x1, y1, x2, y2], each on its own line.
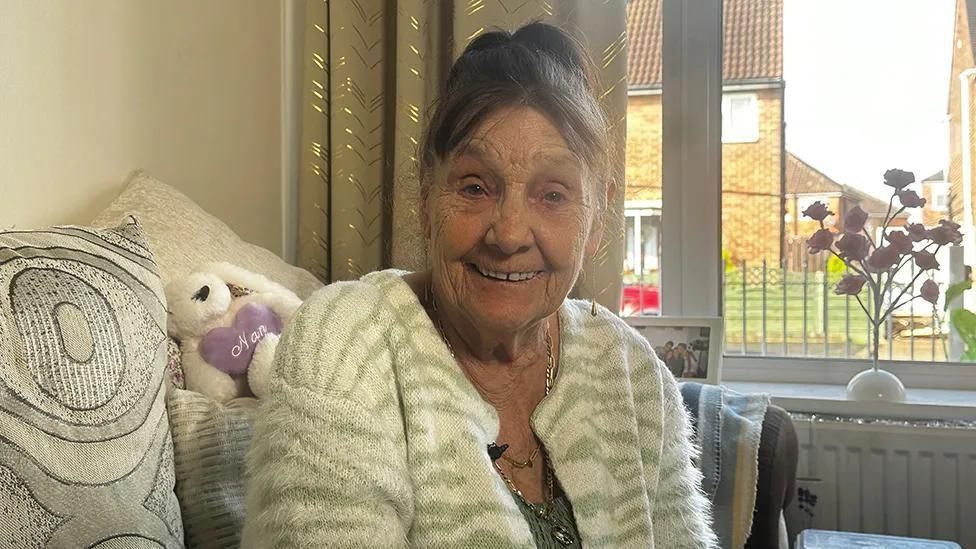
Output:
[845, 368, 907, 402]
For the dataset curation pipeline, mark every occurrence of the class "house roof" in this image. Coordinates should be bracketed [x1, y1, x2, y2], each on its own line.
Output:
[922, 170, 944, 182]
[627, 0, 784, 89]
[786, 152, 907, 219]
[845, 187, 903, 219]
[786, 153, 842, 194]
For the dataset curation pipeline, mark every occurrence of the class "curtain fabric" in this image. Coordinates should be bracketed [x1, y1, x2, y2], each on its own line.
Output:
[295, 0, 627, 310]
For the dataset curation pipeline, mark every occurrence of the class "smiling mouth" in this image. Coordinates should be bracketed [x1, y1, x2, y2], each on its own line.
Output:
[469, 263, 543, 282]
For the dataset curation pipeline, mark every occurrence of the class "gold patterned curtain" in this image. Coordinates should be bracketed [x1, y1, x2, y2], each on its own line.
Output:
[295, 0, 627, 310]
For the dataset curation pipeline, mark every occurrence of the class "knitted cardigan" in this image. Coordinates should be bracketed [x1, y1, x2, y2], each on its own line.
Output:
[242, 270, 717, 548]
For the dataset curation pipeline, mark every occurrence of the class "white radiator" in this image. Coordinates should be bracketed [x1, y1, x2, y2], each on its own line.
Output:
[786, 416, 976, 548]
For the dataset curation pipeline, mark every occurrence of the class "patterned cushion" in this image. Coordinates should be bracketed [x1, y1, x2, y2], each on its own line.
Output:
[166, 389, 259, 548]
[0, 221, 184, 547]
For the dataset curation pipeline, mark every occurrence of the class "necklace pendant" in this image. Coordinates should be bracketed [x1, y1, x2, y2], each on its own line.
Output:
[552, 525, 575, 546]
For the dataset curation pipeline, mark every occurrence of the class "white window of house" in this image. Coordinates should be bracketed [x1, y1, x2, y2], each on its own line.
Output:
[623, 205, 662, 316]
[721, 93, 759, 143]
[931, 182, 950, 211]
[624, 211, 660, 273]
[796, 195, 831, 214]
[708, 0, 966, 371]
[627, 0, 975, 396]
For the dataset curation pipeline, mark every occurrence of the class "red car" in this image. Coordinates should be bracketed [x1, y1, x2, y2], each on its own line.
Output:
[620, 283, 660, 316]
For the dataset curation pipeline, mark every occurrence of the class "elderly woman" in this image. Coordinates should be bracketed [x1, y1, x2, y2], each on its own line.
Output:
[242, 23, 716, 548]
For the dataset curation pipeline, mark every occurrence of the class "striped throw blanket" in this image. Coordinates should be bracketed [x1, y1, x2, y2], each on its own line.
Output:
[680, 382, 770, 549]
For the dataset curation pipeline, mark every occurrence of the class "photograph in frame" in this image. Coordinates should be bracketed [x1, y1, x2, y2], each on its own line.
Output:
[625, 317, 724, 385]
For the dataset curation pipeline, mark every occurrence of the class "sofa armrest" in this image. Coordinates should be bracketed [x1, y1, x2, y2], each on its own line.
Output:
[746, 404, 799, 548]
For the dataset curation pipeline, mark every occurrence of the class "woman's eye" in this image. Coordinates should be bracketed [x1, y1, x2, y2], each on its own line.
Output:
[462, 184, 486, 197]
[543, 191, 566, 204]
[460, 178, 487, 197]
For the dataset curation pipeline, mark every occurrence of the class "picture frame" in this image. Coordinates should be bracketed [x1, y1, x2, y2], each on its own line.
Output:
[624, 316, 724, 385]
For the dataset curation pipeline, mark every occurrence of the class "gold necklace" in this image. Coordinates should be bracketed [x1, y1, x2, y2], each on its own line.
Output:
[501, 445, 539, 468]
[427, 283, 575, 546]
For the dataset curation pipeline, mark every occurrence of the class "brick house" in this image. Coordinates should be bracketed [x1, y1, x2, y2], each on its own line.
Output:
[921, 170, 951, 227]
[785, 153, 909, 268]
[947, 0, 976, 235]
[625, 0, 785, 274]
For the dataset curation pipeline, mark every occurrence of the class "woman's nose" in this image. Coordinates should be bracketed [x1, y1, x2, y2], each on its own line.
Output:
[484, 200, 533, 255]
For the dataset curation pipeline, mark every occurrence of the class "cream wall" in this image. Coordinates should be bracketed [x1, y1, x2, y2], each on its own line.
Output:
[0, 0, 291, 256]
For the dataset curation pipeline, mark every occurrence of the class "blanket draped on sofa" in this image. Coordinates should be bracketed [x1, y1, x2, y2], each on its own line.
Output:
[680, 382, 770, 549]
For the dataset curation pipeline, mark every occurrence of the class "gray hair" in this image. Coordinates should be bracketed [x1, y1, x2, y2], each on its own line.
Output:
[418, 22, 612, 212]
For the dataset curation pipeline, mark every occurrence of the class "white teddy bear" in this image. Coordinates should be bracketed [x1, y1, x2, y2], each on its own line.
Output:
[164, 262, 302, 402]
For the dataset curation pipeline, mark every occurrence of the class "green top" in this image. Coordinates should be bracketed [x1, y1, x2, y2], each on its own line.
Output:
[512, 483, 582, 549]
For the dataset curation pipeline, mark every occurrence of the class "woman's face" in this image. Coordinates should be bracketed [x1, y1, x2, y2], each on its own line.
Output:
[425, 106, 602, 334]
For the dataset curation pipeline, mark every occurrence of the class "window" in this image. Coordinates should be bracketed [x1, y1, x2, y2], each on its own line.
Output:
[623, 1, 665, 317]
[721, 93, 759, 143]
[624, 0, 723, 317]
[720, 0, 956, 363]
[625, 0, 964, 368]
[931, 182, 950, 211]
[795, 195, 837, 225]
[622, 205, 662, 316]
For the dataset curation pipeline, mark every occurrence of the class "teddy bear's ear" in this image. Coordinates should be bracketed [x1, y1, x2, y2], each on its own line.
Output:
[195, 262, 299, 301]
[227, 283, 255, 299]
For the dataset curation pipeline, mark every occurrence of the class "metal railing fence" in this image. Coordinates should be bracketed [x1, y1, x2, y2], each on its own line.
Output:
[723, 259, 947, 361]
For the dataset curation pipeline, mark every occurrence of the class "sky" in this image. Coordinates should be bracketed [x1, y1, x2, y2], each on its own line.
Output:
[784, 0, 956, 198]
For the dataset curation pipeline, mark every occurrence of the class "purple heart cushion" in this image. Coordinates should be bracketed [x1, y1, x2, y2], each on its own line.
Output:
[199, 302, 283, 376]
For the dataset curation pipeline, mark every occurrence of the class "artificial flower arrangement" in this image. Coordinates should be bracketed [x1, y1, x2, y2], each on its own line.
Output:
[801, 169, 962, 399]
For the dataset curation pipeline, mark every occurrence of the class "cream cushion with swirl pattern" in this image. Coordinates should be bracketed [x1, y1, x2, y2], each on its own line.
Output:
[0, 220, 183, 548]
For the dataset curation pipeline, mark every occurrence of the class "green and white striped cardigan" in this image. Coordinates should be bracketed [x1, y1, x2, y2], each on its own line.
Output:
[242, 269, 717, 548]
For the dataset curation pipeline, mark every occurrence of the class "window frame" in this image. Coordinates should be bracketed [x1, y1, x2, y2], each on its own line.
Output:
[721, 92, 760, 143]
[660, 0, 722, 317]
[623, 202, 662, 276]
[650, 0, 976, 394]
[931, 182, 950, 211]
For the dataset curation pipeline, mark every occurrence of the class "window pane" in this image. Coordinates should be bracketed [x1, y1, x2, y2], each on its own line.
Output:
[722, 0, 957, 361]
[623, 0, 663, 316]
[723, 93, 760, 143]
[624, 215, 637, 273]
[641, 215, 660, 274]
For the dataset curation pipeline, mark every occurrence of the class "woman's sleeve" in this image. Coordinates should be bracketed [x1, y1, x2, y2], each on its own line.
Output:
[241, 283, 413, 548]
[631, 340, 717, 548]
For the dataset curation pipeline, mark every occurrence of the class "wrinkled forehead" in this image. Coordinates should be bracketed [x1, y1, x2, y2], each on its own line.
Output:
[451, 138, 584, 172]
[444, 107, 587, 173]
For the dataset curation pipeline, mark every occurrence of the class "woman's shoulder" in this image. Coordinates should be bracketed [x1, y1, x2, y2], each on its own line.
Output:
[561, 298, 656, 355]
[561, 298, 669, 385]
[295, 269, 415, 330]
[274, 270, 415, 403]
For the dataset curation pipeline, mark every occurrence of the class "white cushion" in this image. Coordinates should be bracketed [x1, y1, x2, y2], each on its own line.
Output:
[92, 171, 323, 299]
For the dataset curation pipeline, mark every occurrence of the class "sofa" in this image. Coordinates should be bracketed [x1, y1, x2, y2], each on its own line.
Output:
[0, 172, 793, 548]
[0, 172, 323, 548]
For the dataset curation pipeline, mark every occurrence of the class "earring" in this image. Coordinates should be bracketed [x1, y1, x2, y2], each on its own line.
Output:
[591, 298, 597, 317]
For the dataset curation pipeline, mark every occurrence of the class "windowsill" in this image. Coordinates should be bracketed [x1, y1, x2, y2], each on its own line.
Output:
[723, 381, 976, 421]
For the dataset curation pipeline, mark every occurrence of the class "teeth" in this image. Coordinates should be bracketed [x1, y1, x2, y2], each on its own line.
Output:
[475, 265, 538, 281]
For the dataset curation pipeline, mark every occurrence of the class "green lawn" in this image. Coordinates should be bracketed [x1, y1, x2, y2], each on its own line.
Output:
[722, 267, 942, 360]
